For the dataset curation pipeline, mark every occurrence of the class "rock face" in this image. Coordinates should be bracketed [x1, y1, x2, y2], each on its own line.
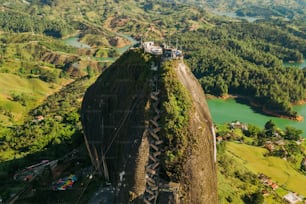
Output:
[81, 49, 217, 203]
[175, 62, 217, 203]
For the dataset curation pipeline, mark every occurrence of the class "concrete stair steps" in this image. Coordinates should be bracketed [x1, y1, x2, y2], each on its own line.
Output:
[148, 195, 156, 201]
[155, 140, 163, 145]
[149, 130, 160, 140]
[153, 151, 161, 157]
[152, 127, 161, 133]
[149, 155, 158, 162]
[146, 168, 156, 175]
[150, 120, 159, 128]
[150, 94, 159, 101]
[144, 198, 151, 204]
[150, 143, 159, 151]
[152, 90, 160, 96]
[145, 188, 154, 195]
[151, 162, 160, 170]
[153, 115, 160, 122]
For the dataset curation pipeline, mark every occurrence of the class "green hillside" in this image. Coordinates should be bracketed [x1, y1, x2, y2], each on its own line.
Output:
[0, 73, 61, 123]
[227, 142, 306, 195]
[0, 0, 305, 203]
[217, 141, 306, 203]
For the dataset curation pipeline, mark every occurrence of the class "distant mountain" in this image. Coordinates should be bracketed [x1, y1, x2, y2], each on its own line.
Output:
[181, 0, 306, 8]
[0, 0, 305, 38]
[177, 0, 306, 20]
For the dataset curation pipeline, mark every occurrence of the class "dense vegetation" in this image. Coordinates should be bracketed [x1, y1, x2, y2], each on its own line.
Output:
[0, 0, 306, 202]
[217, 120, 305, 166]
[236, 6, 295, 19]
[217, 148, 266, 203]
[0, 76, 97, 201]
[181, 0, 306, 12]
[0, 76, 95, 161]
[177, 22, 306, 117]
[216, 120, 305, 203]
[160, 60, 192, 181]
[0, 31, 115, 124]
[0, 11, 73, 37]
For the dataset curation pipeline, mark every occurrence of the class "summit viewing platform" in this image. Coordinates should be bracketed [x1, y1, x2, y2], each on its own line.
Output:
[142, 41, 183, 60]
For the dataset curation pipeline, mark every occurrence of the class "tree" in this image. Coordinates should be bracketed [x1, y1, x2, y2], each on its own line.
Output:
[264, 120, 276, 137]
[244, 124, 261, 137]
[217, 141, 226, 155]
[65, 111, 80, 125]
[86, 65, 94, 78]
[243, 191, 264, 204]
[252, 191, 264, 204]
[284, 126, 302, 141]
[108, 48, 119, 58]
[39, 70, 58, 82]
[285, 142, 301, 156]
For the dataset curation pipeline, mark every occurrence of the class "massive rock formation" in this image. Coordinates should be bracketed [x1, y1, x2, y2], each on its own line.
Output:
[81, 49, 217, 203]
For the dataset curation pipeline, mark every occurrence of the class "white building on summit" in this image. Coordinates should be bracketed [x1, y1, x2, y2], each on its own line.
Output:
[142, 41, 163, 55]
[142, 41, 183, 60]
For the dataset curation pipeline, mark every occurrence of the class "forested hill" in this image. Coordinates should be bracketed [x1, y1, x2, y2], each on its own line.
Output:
[178, 22, 306, 118]
[1, 0, 305, 124]
[1, 0, 306, 39]
[182, 0, 306, 9]
[1, 0, 306, 203]
[0, 0, 212, 39]
[181, 0, 306, 20]
[1, 0, 306, 123]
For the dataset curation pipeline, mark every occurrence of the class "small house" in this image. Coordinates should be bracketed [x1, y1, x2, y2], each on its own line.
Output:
[266, 179, 273, 186]
[262, 190, 269, 196]
[216, 136, 223, 143]
[271, 183, 278, 190]
[274, 140, 285, 146]
[283, 192, 302, 204]
[34, 115, 44, 122]
[265, 142, 275, 152]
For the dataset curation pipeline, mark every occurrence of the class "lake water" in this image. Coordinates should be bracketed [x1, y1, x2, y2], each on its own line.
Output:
[116, 33, 138, 54]
[64, 36, 91, 49]
[64, 33, 138, 55]
[212, 11, 261, 22]
[283, 59, 306, 69]
[207, 57, 305, 136]
[207, 98, 306, 137]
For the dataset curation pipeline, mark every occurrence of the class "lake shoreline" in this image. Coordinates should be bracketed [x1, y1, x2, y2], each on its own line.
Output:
[62, 31, 81, 40]
[206, 94, 304, 122]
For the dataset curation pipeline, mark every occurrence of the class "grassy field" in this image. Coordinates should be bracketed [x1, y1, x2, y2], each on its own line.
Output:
[0, 73, 63, 123]
[227, 142, 306, 196]
[218, 170, 258, 204]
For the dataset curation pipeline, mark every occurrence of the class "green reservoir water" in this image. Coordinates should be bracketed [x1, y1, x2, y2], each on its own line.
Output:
[64, 36, 91, 49]
[283, 59, 306, 69]
[64, 33, 138, 55]
[116, 33, 138, 54]
[207, 59, 306, 136]
[212, 11, 261, 22]
[207, 98, 306, 137]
